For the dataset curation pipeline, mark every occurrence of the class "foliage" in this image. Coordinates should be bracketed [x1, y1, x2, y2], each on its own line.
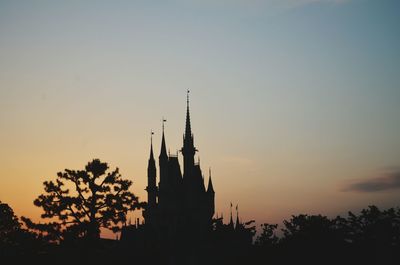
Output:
[0, 201, 21, 247]
[255, 223, 279, 247]
[23, 159, 142, 242]
[3, 202, 400, 264]
[0, 201, 43, 257]
[281, 214, 336, 244]
[345, 205, 400, 246]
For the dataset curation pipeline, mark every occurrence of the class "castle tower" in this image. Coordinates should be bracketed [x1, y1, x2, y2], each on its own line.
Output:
[181, 90, 197, 181]
[158, 119, 168, 207]
[207, 168, 215, 219]
[144, 132, 157, 225]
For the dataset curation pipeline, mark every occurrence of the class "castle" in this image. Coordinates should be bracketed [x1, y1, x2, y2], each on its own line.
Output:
[142, 92, 215, 242]
[119, 94, 253, 265]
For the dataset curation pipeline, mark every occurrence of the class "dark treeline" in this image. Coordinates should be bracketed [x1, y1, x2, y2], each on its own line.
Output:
[252, 206, 400, 265]
[1, 159, 399, 264]
[1, 201, 400, 265]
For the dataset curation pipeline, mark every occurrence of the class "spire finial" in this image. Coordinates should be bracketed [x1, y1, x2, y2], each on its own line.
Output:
[184, 89, 193, 139]
[162, 117, 167, 133]
[187, 89, 190, 108]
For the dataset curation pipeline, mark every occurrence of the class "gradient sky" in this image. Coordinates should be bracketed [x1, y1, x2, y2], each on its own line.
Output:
[1, 0, 400, 238]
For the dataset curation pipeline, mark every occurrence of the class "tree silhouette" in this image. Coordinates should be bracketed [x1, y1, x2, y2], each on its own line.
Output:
[1, 201, 41, 258]
[255, 223, 279, 247]
[0, 201, 21, 248]
[345, 205, 400, 246]
[282, 214, 333, 241]
[23, 159, 142, 241]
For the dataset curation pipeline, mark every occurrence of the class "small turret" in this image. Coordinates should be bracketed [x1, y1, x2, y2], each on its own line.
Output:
[207, 168, 215, 194]
[235, 204, 241, 230]
[159, 118, 168, 160]
[229, 203, 234, 230]
[207, 168, 215, 219]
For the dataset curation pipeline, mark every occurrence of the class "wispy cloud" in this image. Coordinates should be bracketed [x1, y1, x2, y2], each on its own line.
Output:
[343, 171, 400, 192]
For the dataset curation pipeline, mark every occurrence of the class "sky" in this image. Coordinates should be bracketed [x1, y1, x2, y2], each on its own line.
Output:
[1, 0, 400, 238]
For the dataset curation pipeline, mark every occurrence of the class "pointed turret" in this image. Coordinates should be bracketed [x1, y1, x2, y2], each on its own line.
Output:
[229, 203, 234, 229]
[149, 137, 155, 163]
[182, 90, 197, 180]
[158, 119, 169, 207]
[147, 132, 156, 186]
[235, 204, 241, 230]
[207, 168, 215, 220]
[147, 132, 156, 180]
[159, 118, 168, 160]
[207, 168, 215, 194]
[145, 131, 157, 225]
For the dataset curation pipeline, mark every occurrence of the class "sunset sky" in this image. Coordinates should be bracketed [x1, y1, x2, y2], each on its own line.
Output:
[1, 0, 400, 238]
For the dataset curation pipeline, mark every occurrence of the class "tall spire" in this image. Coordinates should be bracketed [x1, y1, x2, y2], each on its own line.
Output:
[160, 118, 167, 159]
[185, 89, 192, 138]
[182, 89, 197, 179]
[146, 130, 157, 212]
[150, 130, 154, 161]
[158, 118, 168, 204]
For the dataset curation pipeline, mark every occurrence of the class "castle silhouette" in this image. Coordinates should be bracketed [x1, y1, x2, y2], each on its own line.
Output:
[120, 92, 216, 247]
[143, 91, 215, 239]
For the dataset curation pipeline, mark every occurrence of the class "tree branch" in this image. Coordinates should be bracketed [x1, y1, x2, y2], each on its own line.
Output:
[53, 189, 83, 225]
[73, 180, 91, 220]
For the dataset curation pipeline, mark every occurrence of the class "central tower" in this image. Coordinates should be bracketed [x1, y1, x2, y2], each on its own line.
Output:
[181, 90, 197, 181]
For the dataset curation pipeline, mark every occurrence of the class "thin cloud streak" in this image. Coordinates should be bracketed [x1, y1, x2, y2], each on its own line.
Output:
[343, 171, 400, 192]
